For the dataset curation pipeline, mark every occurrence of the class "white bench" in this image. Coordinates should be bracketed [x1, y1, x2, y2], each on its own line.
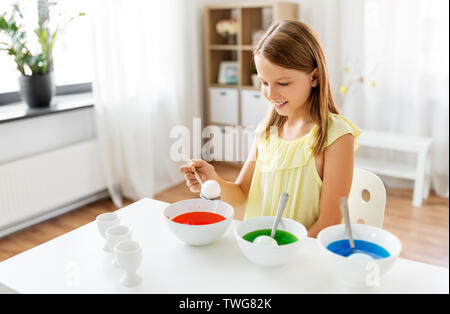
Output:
[355, 130, 432, 207]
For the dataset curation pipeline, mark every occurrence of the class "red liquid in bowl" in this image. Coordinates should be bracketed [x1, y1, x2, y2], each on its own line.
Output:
[172, 211, 226, 225]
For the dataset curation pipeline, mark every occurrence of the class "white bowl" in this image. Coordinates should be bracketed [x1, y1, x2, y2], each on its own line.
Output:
[234, 216, 308, 267]
[317, 224, 402, 288]
[163, 198, 234, 246]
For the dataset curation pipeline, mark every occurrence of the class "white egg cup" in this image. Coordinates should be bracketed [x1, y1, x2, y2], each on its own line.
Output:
[114, 240, 143, 287]
[96, 213, 120, 252]
[105, 225, 132, 267]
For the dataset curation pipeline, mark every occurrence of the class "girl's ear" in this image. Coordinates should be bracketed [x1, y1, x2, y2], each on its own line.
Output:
[311, 68, 319, 87]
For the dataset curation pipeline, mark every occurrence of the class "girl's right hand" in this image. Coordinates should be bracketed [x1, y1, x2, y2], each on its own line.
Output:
[179, 159, 217, 193]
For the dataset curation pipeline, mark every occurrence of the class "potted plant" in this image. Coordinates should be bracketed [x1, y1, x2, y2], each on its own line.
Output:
[0, 1, 84, 107]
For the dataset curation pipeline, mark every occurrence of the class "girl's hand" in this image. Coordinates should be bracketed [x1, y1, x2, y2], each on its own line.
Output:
[179, 159, 217, 193]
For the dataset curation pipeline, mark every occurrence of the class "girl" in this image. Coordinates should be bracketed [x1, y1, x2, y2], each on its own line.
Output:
[180, 20, 360, 238]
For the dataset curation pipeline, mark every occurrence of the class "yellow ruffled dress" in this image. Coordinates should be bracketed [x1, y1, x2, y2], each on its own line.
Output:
[245, 113, 361, 229]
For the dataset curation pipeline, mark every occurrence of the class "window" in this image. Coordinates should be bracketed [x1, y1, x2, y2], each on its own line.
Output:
[0, 0, 93, 104]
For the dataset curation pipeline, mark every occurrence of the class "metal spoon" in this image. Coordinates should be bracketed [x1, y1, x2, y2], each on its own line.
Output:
[338, 197, 376, 259]
[339, 196, 355, 253]
[193, 169, 204, 186]
[271, 192, 289, 238]
[253, 193, 289, 246]
[189, 159, 209, 200]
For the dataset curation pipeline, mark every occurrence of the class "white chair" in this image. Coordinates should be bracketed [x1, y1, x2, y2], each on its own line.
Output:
[348, 168, 387, 228]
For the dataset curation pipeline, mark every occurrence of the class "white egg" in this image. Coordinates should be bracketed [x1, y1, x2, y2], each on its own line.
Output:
[201, 180, 221, 199]
[253, 235, 278, 246]
[348, 252, 375, 261]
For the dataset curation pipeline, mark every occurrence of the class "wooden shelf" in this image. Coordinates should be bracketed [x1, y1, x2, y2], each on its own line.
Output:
[205, 3, 275, 10]
[209, 83, 239, 89]
[241, 45, 257, 51]
[204, 2, 299, 127]
[208, 84, 261, 91]
[240, 85, 260, 90]
[209, 45, 239, 50]
[208, 45, 257, 51]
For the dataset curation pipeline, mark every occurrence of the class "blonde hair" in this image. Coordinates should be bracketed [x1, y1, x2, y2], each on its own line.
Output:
[254, 20, 339, 156]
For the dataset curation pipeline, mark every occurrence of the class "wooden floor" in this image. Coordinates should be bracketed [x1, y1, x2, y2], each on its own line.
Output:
[0, 162, 448, 268]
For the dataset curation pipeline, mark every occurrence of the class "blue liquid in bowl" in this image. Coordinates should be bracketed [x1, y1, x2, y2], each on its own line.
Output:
[327, 239, 390, 259]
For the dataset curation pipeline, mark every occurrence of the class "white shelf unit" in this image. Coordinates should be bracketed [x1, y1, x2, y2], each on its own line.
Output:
[355, 130, 433, 207]
[204, 2, 298, 127]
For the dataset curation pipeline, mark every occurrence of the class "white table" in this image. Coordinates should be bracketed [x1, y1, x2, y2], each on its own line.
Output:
[0, 198, 447, 294]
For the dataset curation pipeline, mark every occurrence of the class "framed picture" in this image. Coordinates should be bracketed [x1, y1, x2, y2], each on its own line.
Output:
[218, 61, 239, 85]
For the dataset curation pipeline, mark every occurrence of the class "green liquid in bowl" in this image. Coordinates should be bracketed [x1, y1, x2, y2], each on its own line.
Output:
[243, 229, 298, 245]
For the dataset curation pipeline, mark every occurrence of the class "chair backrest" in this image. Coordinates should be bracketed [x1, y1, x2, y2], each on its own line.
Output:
[348, 168, 386, 228]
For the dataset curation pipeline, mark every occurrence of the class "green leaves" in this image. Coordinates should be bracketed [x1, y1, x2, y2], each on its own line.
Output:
[34, 26, 52, 73]
[0, 2, 84, 75]
[0, 13, 8, 30]
[0, 7, 31, 74]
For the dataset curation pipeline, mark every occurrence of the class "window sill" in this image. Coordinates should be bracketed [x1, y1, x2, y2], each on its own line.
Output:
[0, 92, 94, 124]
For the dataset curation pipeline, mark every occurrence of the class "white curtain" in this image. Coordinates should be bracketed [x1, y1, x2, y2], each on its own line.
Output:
[343, 0, 449, 197]
[301, 0, 449, 198]
[90, 0, 202, 206]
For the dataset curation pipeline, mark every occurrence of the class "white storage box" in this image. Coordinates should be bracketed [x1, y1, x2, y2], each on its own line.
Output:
[209, 87, 238, 125]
